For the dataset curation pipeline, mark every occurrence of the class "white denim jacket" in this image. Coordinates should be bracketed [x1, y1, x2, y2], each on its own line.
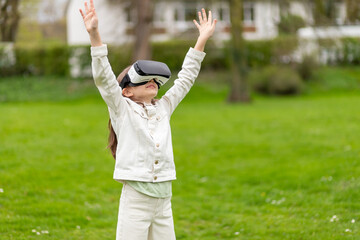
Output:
[91, 45, 206, 183]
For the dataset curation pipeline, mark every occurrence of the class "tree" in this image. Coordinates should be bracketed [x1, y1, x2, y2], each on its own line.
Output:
[133, 0, 154, 60]
[345, 0, 360, 23]
[313, 0, 337, 26]
[0, 0, 20, 42]
[227, 0, 251, 102]
[109, 0, 154, 61]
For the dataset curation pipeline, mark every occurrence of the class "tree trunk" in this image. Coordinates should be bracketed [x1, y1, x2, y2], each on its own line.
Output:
[0, 0, 20, 42]
[228, 0, 251, 103]
[63, 0, 72, 42]
[132, 0, 153, 61]
[313, 0, 337, 26]
[345, 0, 360, 23]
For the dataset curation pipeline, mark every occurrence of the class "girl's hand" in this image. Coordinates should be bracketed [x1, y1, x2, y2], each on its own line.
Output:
[79, 0, 98, 34]
[193, 9, 217, 41]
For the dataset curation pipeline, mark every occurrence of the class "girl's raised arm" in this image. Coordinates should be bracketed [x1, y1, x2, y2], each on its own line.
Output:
[193, 8, 217, 52]
[79, 0, 102, 47]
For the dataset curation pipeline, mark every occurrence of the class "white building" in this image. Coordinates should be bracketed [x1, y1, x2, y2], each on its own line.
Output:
[67, 0, 329, 45]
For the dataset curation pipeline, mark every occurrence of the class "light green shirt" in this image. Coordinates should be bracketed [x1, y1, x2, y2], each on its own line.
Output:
[126, 180, 172, 198]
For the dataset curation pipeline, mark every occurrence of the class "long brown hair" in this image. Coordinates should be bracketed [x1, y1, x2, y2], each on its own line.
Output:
[108, 65, 131, 159]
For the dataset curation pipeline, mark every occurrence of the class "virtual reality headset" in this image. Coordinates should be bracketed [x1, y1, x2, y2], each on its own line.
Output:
[120, 60, 171, 89]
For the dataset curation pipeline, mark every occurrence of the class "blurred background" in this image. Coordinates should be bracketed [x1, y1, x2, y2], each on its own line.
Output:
[0, 0, 360, 239]
[1, 0, 360, 101]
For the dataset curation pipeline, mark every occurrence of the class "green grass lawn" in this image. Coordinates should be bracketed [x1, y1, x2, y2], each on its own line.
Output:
[0, 69, 359, 239]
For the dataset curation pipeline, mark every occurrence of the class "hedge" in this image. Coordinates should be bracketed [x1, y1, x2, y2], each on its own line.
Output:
[1, 37, 360, 78]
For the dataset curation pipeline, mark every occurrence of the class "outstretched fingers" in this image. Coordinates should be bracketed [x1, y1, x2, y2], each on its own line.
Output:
[84, 1, 89, 14]
[212, 19, 217, 28]
[89, 0, 97, 16]
[79, 8, 85, 19]
[80, 0, 97, 20]
[208, 10, 212, 24]
[201, 8, 207, 22]
[90, 0, 95, 10]
[193, 19, 201, 30]
[198, 10, 203, 24]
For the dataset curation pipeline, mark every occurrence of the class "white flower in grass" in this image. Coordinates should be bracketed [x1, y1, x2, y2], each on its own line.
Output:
[234, 232, 239, 235]
[345, 229, 351, 232]
[270, 198, 286, 205]
[36, 232, 41, 235]
[330, 215, 339, 222]
[32, 229, 37, 233]
[200, 177, 208, 183]
[351, 219, 355, 223]
[41, 230, 49, 234]
[76, 225, 81, 229]
[0, 188, 4, 193]
[321, 176, 333, 182]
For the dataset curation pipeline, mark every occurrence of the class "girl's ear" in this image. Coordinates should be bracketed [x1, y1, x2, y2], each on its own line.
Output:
[122, 87, 133, 98]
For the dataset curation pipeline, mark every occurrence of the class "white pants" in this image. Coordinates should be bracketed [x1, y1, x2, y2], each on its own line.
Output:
[116, 183, 176, 240]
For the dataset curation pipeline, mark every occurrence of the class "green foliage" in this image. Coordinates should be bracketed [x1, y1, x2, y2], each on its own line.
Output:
[153, 40, 194, 71]
[316, 38, 360, 65]
[107, 44, 132, 76]
[1, 37, 360, 80]
[346, 0, 360, 23]
[249, 65, 303, 95]
[241, 36, 299, 68]
[339, 38, 360, 65]
[306, 66, 360, 93]
[278, 14, 306, 35]
[13, 44, 70, 76]
[0, 43, 16, 76]
[313, 0, 337, 26]
[295, 54, 319, 81]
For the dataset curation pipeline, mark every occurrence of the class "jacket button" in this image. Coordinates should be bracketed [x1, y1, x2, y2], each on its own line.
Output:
[156, 143, 160, 148]
[156, 116, 160, 120]
[154, 176, 157, 180]
[155, 160, 159, 164]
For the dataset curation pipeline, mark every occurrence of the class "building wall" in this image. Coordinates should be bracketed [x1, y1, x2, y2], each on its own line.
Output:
[67, 0, 352, 46]
[67, 0, 129, 45]
[68, 0, 285, 45]
[289, 1, 313, 25]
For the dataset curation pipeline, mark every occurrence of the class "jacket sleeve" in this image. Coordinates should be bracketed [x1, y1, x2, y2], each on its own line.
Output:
[91, 44, 126, 117]
[160, 47, 206, 115]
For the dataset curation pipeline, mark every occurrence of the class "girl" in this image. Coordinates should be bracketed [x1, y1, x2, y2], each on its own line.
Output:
[79, 0, 217, 239]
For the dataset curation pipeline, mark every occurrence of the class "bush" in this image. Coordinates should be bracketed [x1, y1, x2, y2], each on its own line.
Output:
[278, 14, 306, 35]
[231, 35, 299, 68]
[0, 43, 16, 76]
[152, 40, 192, 71]
[14, 44, 70, 76]
[295, 54, 319, 80]
[249, 65, 303, 95]
[340, 37, 360, 65]
[1, 36, 358, 78]
[107, 44, 132, 76]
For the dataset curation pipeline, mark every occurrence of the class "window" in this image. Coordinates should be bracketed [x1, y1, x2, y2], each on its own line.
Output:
[174, 3, 198, 23]
[215, 3, 230, 22]
[185, 5, 197, 21]
[243, 2, 255, 25]
[154, 3, 166, 23]
[124, 3, 135, 24]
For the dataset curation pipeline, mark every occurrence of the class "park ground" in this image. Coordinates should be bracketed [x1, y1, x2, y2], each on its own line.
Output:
[0, 67, 359, 239]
